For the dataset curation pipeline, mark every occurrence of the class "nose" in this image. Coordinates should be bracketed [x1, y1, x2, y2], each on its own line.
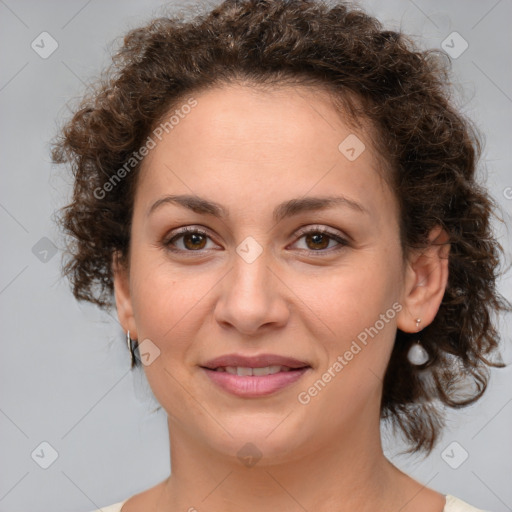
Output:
[213, 251, 290, 336]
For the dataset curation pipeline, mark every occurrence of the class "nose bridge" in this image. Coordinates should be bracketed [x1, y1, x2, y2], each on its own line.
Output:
[214, 236, 288, 332]
[230, 239, 273, 301]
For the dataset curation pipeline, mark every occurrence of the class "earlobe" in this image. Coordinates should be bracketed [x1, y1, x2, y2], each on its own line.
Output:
[396, 225, 450, 333]
[112, 251, 138, 339]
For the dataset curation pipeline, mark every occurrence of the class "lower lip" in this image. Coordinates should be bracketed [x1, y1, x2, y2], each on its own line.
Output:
[201, 367, 310, 397]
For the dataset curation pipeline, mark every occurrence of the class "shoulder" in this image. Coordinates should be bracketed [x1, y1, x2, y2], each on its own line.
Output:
[444, 494, 491, 512]
[88, 499, 128, 512]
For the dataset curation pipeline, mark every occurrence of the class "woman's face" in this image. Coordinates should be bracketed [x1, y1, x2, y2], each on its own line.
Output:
[114, 84, 412, 462]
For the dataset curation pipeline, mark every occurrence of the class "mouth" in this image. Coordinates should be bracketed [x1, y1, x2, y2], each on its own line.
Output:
[201, 353, 310, 370]
[199, 354, 312, 397]
[206, 365, 307, 375]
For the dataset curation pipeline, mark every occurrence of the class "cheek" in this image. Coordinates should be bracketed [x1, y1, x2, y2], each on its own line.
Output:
[308, 258, 398, 330]
[294, 261, 401, 421]
[129, 250, 222, 366]
[129, 260, 210, 406]
[130, 225, 403, 353]
[132, 270, 201, 345]
[298, 248, 402, 372]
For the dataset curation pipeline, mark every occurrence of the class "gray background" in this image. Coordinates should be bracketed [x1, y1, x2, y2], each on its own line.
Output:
[0, 1, 511, 511]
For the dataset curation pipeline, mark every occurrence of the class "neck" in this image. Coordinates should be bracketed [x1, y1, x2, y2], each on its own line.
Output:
[156, 413, 419, 512]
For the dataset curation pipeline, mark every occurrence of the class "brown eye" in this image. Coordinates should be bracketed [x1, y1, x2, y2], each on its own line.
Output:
[182, 232, 207, 250]
[164, 227, 216, 252]
[304, 232, 331, 250]
[292, 227, 348, 254]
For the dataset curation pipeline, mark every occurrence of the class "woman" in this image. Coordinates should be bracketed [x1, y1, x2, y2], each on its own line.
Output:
[51, 0, 510, 510]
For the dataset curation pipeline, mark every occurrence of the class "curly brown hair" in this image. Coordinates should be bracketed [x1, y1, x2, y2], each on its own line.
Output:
[50, 0, 511, 454]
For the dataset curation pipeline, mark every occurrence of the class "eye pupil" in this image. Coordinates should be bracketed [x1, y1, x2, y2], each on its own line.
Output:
[184, 233, 206, 250]
[306, 232, 329, 250]
[167, 227, 344, 255]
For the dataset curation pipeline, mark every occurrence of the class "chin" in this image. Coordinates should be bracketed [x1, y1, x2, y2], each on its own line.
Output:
[196, 418, 310, 467]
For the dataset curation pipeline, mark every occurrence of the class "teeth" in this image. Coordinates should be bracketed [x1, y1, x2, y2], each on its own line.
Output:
[253, 365, 282, 376]
[218, 365, 291, 376]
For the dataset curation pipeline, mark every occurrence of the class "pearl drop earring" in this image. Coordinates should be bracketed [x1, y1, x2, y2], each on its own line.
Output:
[407, 318, 429, 366]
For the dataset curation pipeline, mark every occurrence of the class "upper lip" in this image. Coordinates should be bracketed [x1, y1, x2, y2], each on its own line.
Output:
[201, 353, 310, 370]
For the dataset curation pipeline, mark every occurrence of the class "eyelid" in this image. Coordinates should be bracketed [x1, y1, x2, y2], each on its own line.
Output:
[293, 224, 346, 240]
[290, 225, 349, 253]
[163, 224, 349, 254]
[164, 225, 218, 247]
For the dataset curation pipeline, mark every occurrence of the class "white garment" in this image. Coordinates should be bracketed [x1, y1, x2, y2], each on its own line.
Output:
[444, 495, 490, 511]
[89, 494, 490, 511]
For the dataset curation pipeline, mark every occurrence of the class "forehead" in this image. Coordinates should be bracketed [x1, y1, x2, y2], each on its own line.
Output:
[136, 83, 395, 221]
[147, 83, 372, 161]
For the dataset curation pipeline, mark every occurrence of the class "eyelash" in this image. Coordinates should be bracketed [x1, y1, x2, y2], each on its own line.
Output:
[163, 225, 349, 256]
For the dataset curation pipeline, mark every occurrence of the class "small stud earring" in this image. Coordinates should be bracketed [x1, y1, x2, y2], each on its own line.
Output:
[407, 318, 429, 366]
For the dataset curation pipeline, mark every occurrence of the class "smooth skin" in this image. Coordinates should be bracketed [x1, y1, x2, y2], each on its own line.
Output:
[113, 83, 450, 512]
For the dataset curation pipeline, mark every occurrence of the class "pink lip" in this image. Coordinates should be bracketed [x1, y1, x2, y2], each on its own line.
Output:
[201, 367, 310, 397]
[201, 353, 309, 369]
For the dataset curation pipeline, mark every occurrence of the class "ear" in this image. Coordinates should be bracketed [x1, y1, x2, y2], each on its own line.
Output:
[112, 251, 138, 340]
[396, 225, 450, 333]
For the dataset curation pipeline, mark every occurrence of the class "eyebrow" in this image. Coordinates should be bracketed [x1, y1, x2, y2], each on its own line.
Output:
[147, 193, 368, 223]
